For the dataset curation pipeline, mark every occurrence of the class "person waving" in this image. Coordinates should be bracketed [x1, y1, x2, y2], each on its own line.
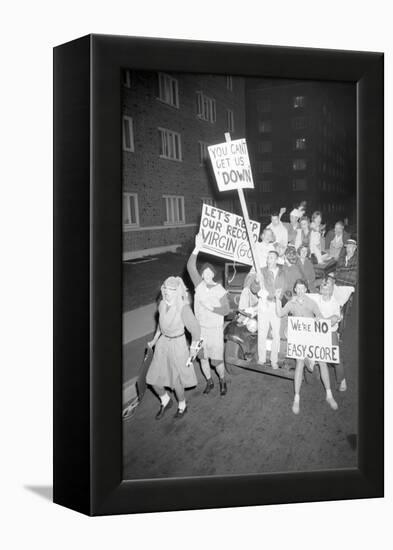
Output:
[187, 234, 230, 396]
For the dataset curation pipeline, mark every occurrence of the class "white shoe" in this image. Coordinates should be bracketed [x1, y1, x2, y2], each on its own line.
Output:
[339, 379, 347, 392]
[326, 396, 338, 410]
[292, 400, 300, 415]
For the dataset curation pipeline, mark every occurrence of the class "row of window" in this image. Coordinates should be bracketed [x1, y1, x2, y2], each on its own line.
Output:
[258, 179, 307, 192]
[258, 202, 346, 217]
[258, 116, 307, 133]
[124, 190, 348, 229]
[256, 159, 308, 173]
[256, 138, 306, 153]
[258, 178, 346, 194]
[257, 95, 305, 113]
[319, 180, 346, 193]
[123, 70, 234, 111]
[123, 115, 234, 159]
[123, 193, 216, 228]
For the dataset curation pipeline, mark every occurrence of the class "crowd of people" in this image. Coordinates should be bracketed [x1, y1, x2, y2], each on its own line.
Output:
[145, 202, 358, 419]
[241, 203, 357, 414]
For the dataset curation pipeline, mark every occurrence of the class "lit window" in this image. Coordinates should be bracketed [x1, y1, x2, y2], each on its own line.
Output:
[158, 128, 182, 161]
[261, 180, 272, 192]
[227, 109, 234, 132]
[292, 179, 307, 191]
[198, 142, 209, 165]
[292, 117, 307, 129]
[257, 99, 271, 113]
[258, 141, 272, 153]
[258, 120, 272, 133]
[122, 116, 135, 152]
[202, 197, 216, 207]
[158, 73, 179, 108]
[226, 75, 233, 91]
[294, 138, 306, 150]
[293, 159, 307, 171]
[163, 195, 185, 225]
[196, 91, 216, 123]
[293, 96, 305, 108]
[122, 69, 133, 88]
[123, 193, 139, 227]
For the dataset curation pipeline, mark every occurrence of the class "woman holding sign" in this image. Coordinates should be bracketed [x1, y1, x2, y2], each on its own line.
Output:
[275, 279, 339, 415]
[187, 234, 230, 396]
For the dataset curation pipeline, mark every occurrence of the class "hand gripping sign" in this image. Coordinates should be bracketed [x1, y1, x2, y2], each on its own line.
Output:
[286, 317, 340, 364]
[199, 203, 260, 266]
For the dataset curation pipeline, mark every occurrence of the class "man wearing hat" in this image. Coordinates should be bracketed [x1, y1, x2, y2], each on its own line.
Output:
[187, 234, 230, 396]
[335, 239, 358, 287]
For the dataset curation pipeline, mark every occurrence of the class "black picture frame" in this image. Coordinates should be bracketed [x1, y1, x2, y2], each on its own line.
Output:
[53, 34, 384, 516]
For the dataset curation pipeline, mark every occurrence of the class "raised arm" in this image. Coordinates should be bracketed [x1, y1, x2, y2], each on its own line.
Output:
[187, 234, 203, 288]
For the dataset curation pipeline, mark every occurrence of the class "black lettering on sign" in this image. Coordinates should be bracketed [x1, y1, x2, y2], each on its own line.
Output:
[222, 169, 252, 185]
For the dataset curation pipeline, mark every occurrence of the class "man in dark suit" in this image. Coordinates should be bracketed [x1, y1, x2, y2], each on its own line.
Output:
[335, 239, 358, 287]
[325, 221, 350, 259]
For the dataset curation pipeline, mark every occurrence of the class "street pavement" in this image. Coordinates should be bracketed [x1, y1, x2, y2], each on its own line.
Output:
[123, 293, 358, 479]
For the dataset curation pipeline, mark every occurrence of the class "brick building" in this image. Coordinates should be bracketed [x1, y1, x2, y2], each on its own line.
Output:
[122, 70, 246, 260]
[245, 79, 356, 228]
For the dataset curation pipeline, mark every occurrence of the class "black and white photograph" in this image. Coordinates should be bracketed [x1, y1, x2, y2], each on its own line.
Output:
[122, 70, 358, 479]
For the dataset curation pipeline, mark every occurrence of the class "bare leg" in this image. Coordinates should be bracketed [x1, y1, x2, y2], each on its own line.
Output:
[319, 362, 338, 410]
[292, 360, 304, 414]
[153, 385, 167, 399]
[173, 379, 185, 404]
[213, 360, 227, 396]
[335, 362, 347, 391]
[200, 358, 214, 394]
[200, 358, 211, 380]
[215, 361, 225, 379]
[153, 385, 172, 419]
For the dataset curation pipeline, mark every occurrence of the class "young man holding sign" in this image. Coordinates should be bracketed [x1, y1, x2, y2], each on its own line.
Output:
[275, 279, 339, 415]
[187, 234, 230, 396]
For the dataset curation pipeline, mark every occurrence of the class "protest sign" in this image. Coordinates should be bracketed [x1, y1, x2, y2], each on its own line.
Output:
[286, 316, 340, 364]
[198, 203, 260, 266]
[208, 138, 254, 192]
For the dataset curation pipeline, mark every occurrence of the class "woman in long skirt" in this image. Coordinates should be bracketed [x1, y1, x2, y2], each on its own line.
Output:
[146, 276, 201, 420]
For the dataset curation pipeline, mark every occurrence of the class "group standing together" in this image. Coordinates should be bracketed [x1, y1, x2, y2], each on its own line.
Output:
[145, 203, 358, 419]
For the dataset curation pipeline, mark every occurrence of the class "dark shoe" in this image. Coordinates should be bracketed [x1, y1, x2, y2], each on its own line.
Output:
[219, 379, 227, 396]
[155, 398, 173, 420]
[203, 379, 214, 394]
[174, 406, 188, 419]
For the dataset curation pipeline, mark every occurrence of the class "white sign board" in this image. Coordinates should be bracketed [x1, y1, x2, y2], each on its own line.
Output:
[199, 203, 260, 266]
[287, 316, 340, 364]
[208, 138, 254, 192]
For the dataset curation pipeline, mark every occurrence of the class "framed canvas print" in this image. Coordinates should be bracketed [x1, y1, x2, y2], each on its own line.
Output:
[53, 34, 384, 516]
